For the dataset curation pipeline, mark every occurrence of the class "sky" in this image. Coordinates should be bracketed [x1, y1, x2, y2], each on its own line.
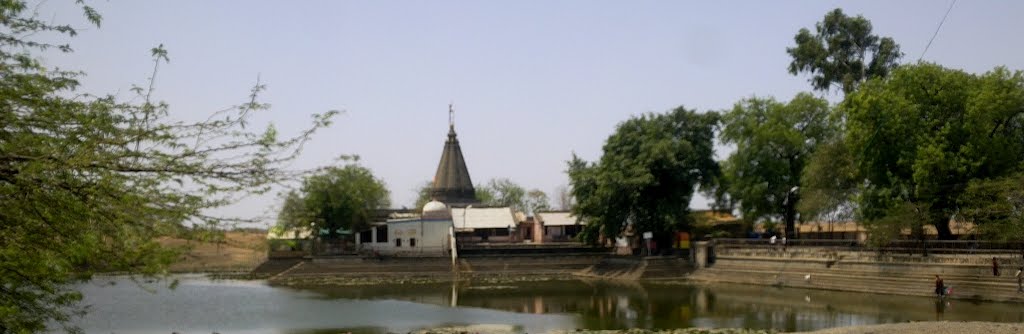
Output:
[40, 1, 1024, 227]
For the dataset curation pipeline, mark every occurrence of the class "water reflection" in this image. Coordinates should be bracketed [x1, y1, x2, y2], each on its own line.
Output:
[74, 276, 1024, 334]
[303, 279, 1024, 332]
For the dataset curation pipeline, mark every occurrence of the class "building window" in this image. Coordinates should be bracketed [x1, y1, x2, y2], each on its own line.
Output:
[376, 226, 388, 243]
[395, 238, 402, 247]
[359, 230, 372, 243]
[410, 238, 417, 247]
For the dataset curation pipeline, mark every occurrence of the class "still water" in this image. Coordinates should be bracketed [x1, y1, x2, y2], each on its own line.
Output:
[75, 275, 1024, 334]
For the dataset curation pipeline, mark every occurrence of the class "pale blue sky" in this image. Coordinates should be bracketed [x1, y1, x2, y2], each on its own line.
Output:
[42, 1, 1024, 226]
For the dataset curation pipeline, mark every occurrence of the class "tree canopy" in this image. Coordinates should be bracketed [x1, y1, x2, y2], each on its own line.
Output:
[0, 2, 335, 332]
[525, 189, 551, 215]
[841, 63, 1024, 239]
[280, 164, 390, 238]
[787, 8, 902, 94]
[568, 107, 719, 244]
[720, 93, 835, 237]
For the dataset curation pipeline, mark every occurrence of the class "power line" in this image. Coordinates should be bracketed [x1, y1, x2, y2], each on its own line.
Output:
[920, 0, 957, 61]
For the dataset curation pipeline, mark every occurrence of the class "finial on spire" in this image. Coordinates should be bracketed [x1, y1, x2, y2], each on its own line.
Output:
[448, 102, 454, 128]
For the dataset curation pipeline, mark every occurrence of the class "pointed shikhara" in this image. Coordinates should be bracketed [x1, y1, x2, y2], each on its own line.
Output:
[429, 105, 478, 207]
[0, 2, 335, 332]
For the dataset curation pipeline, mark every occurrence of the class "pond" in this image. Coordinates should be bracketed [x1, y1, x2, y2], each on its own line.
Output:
[72, 275, 1024, 333]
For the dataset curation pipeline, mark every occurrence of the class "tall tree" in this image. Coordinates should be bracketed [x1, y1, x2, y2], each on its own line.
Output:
[798, 138, 859, 224]
[787, 8, 902, 94]
[482, 178, 527, 211]
[568, 107, 719, 244]
[842, 64, 1024, 240]
[473, 183, 496, 205]
[276, 190, 311, 231]
[0, 2, 336, 331]
[525, 189, 551, 215]
[958, 173, 1024, 241]
[720, 93, 835, 238]
[553, 184, 574, 211]
[299, 164, 390, 238]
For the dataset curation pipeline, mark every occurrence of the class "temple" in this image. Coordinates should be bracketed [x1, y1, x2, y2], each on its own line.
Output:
[429, 104, 478, 207]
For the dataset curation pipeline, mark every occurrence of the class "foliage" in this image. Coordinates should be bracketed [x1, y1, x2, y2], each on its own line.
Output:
[0, 2, 335, 332]
[787, 8, 902, 94]
[413, 180, 434, 210]
[525, 189, 551, 215]
[472, 178, 525, 211]
[276, 190, 310, 230]
[553, 184, 574, 211]
[474, 185, 496, 205]
[286, 164, 390, 238]
[798, 138, 859, 224]
[412, 178, 519, 210]
[958, 173, 1024, 241]
[720, 93, 835, 237]
[842, 63, 1024, 239]
[568, 107, 719, 244]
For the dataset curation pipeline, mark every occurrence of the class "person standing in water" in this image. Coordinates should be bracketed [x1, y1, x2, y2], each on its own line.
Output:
[935, 275, 946, 298]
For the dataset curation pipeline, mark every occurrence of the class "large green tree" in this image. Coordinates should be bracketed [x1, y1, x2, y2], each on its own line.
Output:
[720, 93, 835, 238]
[842, 63, 1024, 240]
[297, 164, 390, 238]
[958, 173, 1024, 241]
[568, 107, 719, 244]
[787, 8, 903, 95]
[0, 2, 335, 332]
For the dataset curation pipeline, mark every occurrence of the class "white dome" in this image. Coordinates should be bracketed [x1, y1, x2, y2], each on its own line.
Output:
[422, 200, 447, 213]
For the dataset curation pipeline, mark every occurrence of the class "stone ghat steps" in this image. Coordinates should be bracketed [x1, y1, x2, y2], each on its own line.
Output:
[458, 260, 597, 273]
[273, 255, 604, 278]
[286, 262, 452, 275]
[706, 260, 1020, 291]
[709, 256, 1016, 283]
[575, 257, 694, 280]
[459, 247, 611, 256]
[695, 261, 1024, 302]
[250, 259, 302, 276]
[640, 258, 692, 279]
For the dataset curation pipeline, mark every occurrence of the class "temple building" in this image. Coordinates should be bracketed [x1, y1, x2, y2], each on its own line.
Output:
[353, 105, 583, 257]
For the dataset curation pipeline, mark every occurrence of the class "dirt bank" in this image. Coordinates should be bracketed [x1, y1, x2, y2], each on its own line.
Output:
[159, 231, 267, 273]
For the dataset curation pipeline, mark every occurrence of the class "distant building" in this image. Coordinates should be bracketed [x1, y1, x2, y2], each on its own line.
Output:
[452, 207, 518, 243]
[357, 201, 454, 257]
[535, 211, 583, 242]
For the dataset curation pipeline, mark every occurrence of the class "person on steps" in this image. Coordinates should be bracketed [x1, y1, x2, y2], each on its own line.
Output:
[935, 275, 945, 298]
[1016, 267, 1023, 293]
[993, 257, 1000, 276]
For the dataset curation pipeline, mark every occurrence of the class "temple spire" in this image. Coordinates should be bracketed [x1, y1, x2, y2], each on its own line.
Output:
[448, 102, 454, 129]
[431, 104, 477, 206]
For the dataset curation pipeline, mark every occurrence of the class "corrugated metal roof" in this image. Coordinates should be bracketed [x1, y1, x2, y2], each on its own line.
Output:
[536, 211, 579, 226]
[451, 207, 516, 231]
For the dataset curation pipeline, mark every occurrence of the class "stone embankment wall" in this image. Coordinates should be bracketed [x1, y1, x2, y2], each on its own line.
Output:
[262, 253, 610, 286]
[689, 244, 1024, 302]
